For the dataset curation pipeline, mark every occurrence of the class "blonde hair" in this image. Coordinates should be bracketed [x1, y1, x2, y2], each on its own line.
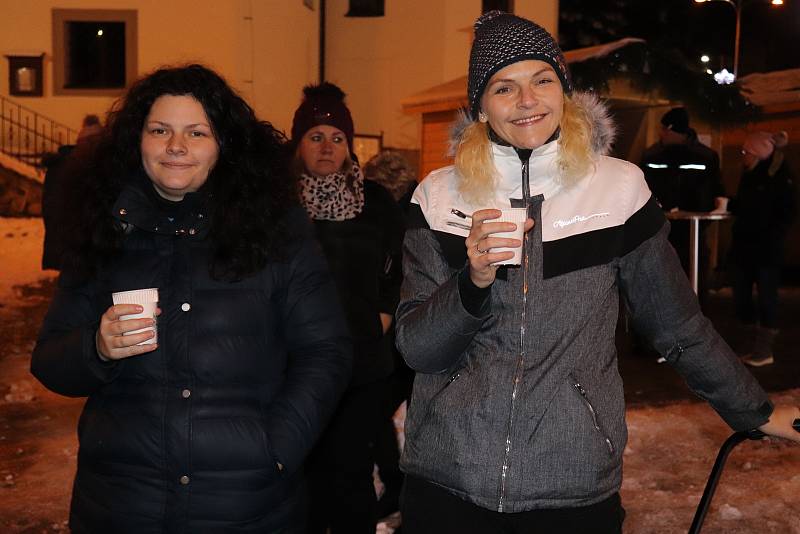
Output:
[558, 94, 595, 188]
[454, 94, 595, 203]
[454, 121, 496, 204]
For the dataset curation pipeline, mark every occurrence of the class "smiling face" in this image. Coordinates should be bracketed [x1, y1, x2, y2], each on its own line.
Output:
[140, 94, 220, 201]
[298, 125, 350, 177]
[479, 60, 565, 150]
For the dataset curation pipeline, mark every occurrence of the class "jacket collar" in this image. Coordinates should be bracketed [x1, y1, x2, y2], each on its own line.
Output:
[491, 139, 562, 201]
[111, 178, 212, 239]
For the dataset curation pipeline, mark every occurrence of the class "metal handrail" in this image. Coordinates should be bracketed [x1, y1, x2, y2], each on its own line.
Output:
[0, 94, 78, 168]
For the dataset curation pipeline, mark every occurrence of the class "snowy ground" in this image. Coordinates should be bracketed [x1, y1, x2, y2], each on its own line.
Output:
[0, 217, 798, 533]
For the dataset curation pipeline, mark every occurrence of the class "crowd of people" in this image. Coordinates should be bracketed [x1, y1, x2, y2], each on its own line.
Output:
[31, 9, 798, 534]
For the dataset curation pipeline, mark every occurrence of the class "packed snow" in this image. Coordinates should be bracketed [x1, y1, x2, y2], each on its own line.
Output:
[0, 217, 797, 533]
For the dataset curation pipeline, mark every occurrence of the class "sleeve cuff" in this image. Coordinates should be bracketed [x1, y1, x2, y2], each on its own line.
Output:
[458, 269, 492, 318]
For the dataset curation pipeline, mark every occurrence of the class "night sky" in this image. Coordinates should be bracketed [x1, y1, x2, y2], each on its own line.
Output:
[559, 0, 800, 77]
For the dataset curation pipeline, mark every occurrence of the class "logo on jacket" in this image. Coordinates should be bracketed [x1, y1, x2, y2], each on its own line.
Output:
[553, 212, 609, 228]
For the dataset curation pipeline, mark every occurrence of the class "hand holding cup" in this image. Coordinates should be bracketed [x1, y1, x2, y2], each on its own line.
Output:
[97, 288, 160, 361]
[466, 208, 534, 288]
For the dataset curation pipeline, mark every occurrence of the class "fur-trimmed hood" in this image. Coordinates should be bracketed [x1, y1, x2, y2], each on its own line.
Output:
[448, 91, 616, 157]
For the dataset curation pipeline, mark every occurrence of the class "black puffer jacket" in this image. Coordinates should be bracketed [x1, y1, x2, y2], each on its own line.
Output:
[311, 179, 404, 386]
[31, 183, 352, 532]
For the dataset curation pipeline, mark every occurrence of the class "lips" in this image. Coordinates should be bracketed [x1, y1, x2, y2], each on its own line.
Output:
[511, 113, 547, 126]
[160, 162, 194, 169]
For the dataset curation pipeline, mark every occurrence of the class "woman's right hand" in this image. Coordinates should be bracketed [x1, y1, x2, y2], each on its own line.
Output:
[465, 209, 534, 288]
[96, 304, 158, 361]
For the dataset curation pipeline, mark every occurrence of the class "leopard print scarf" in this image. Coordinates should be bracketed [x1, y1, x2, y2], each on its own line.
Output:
[299, 163, 365, 221]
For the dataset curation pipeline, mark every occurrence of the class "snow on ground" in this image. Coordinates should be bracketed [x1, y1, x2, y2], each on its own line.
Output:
[0, 216, 798, 533]
[0, 217, 56, 302]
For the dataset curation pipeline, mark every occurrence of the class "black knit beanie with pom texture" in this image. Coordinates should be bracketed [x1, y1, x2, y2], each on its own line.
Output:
[468, 10, 572, 119]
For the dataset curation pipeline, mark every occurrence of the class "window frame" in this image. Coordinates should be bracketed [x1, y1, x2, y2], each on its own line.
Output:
[52, 8, 138, 97]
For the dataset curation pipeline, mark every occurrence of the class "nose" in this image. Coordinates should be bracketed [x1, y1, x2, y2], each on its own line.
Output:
[166, 134, 187, 155]
[517, 85, 538, 109]
[320, 139, 333, 153]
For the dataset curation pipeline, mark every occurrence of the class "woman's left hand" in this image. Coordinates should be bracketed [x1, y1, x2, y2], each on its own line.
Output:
[758, 404, 800, 443]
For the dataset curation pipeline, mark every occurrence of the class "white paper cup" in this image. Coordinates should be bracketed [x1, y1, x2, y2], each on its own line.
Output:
[490, 208, 528, 266]
[112, 288, 159, 345]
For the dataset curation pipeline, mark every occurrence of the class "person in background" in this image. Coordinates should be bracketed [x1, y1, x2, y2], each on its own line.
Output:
[291, 83, 405, 534]
[31, 64, 351, 533]
[640, 107, 726, 304]
[729, 130, 796, 367]
[363, 149, 417, 521]
[41, 114, 103, 270]
[395, 11, 800, 534]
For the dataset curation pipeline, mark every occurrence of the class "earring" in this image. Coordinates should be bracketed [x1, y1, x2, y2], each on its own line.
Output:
[478, 111, 488, 123]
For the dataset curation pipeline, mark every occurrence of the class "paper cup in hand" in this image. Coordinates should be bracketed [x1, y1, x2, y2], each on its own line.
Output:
[112, 288, 159, 345]
[490, 208, 528, 266]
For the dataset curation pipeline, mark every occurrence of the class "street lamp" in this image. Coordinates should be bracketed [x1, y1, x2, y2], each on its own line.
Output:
[693, 0, 784, 79]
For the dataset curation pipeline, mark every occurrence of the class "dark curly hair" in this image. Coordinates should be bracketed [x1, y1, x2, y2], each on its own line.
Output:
[64, 64, 298, 281]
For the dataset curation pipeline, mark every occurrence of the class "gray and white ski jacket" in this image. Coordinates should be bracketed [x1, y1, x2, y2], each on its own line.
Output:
[396, 109, 772, 513]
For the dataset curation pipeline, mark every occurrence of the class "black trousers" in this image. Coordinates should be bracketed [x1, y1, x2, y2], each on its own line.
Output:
[305, 379, 390, 534]
[732, 262, 781, 328]
[401, 475, 624, 534]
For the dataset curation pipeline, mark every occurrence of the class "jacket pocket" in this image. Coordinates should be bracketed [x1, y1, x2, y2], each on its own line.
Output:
[259, 423, 285, 479]
[569, 374, 615, 456]
[405, 369, 463, 442]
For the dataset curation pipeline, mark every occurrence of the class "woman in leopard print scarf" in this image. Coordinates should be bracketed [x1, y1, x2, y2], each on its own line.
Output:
[291, 82, 406, 534]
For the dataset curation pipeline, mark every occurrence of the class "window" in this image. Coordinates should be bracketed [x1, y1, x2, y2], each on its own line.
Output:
[346, 0, 384, 17]
[52, 9, 137, 96]
[482, 0, 514, 13]
[7, 55, 44, 97]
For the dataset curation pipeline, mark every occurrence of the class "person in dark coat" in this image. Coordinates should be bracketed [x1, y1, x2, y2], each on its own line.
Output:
[31, 64, 352, 533]
[291, 83, 405, 534]
[640, 107, 725, 302]
[363, 149, 417, 520]
[41, 115, 103, 270]
[730, 130, 797, 367]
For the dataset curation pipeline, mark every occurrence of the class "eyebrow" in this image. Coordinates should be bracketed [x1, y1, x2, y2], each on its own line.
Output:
[488, 67, 554, 85]
[145, 120, 211, 128]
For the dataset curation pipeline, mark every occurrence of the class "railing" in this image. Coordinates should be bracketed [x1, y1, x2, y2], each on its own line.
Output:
[0, 94, 77, 168]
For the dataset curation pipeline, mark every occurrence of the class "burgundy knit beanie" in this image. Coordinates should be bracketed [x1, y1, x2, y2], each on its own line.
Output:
[291, 82, 354, 153]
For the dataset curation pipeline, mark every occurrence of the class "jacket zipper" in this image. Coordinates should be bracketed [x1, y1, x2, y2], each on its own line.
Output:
[498, 152, 531, 512]
[433, 371, 461, 399]
[571, 379, 615, 455]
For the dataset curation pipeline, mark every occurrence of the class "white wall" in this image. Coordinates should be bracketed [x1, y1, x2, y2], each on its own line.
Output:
[0, 0, 317, 135]
[1, 0, 559, 148]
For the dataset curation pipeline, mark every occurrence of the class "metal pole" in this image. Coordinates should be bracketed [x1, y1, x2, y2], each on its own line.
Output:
[689, 217, 700, 295]
[319, 0, 326, 83]
[733, 0, 742, 78]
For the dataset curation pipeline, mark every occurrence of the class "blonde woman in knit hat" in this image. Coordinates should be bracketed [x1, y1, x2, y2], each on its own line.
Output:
[395, 11, 800, 533]
[730, 131, 796, 367]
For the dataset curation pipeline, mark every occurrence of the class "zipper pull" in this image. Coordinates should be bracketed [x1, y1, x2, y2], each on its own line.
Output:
[450, 208, 471, 220]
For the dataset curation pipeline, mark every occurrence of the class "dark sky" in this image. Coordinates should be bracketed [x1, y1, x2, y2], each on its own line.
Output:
[559, 0, 800, 76]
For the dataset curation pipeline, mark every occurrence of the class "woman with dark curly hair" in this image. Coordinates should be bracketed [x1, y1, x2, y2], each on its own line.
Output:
[31, 64, 352, 532]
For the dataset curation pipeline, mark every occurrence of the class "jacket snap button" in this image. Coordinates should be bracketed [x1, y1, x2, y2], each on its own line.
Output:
[181, 302, 191, 312]
[181, 389, 191, 398]
[179, 475, 190, 485]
